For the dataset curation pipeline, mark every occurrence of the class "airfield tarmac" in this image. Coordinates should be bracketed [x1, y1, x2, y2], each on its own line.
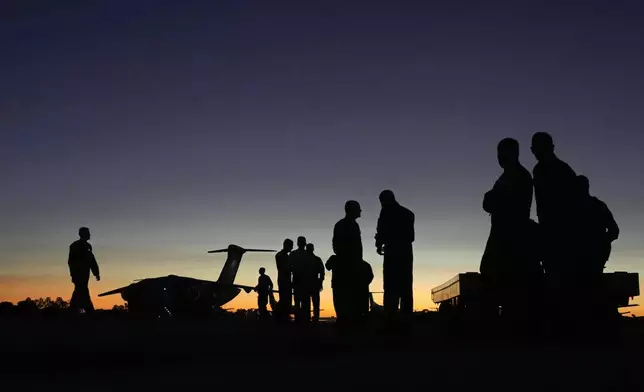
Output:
[2, 316, 644, 390]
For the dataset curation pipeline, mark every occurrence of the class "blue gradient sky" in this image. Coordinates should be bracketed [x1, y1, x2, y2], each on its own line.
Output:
[1, 1, 643, 313]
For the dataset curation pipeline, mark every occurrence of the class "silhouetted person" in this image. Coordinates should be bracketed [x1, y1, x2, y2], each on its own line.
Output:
[330, 200, 363, 323]
[531, 132, 579, 275]
[357, 260, 374, 317]
[256, 267, 273, 318]
[297, 243, 325, 323]
[290, 236, 309, 322]
[531, 132, 582, 335]
[375, 190, 415, 325]
[480, 138, 542, 332]
[68, 227, 100, 314]
[576, 175, 619, 275]
[275, 238, 294, 321]
[576, 175, 620, 324]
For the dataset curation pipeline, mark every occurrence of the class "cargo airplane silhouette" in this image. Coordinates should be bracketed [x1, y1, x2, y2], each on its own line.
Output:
[99, 244, 275, 317]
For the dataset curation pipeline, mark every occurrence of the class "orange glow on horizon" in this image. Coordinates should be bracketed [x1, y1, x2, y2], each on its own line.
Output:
[2, 275, 642, 317]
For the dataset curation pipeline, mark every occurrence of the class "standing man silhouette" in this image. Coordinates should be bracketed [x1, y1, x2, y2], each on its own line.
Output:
[375, 190, 415, 326]
[481, 138, 541, 331]
[256, 267, 273, 319]
[576, 175, 619, 275]
[330, 200, 363, 324]
[531, 132, 579, 275]
[531, 132, 580, 334]
[275, 238, 294, 321]
[68, 227, 100, 314]
[302, 243, 325, 323]
[289, 236, 308, 322]
[576, 174, 620, 324]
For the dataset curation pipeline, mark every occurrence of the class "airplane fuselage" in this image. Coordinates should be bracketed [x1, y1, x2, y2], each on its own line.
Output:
[117, 275, 244, 317]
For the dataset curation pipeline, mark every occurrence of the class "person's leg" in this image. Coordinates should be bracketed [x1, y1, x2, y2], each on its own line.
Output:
[74, 281, 92, 313]
[84, 285, 95, 312]
[293, 289, 301, 322]
[333, 288, 347, 323]
[400, 255, 414, 317]
[383, 256, 398, 317]
[70, 282, 80, 313]
[312, 291, 320, 322]
[279, 284, 292, 320]
[303, 292, 312, 322]
[263, 295, 270, 315]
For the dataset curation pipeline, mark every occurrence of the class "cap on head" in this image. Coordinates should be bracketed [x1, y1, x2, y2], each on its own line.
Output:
[306, 243, 314, 252]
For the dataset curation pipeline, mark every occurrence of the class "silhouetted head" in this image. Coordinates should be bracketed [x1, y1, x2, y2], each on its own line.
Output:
[306, 243, 314, 253]
[531, 132, 555, 161]
[345, 200, 362, 219]
[283, 238, 294, 252]
[79, 227, 90, 241]
[497, 138, 520, 169]
[259, 267, 266, 275]
[577, 175, 590, 196]
[379, 190, 397, 208]
[297, 236, 306, 250]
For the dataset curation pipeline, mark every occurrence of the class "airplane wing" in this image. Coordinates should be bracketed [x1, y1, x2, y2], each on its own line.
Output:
[98, 286, 130, 297]
[157, 277, 259, 294]
[230, 284, 280, 294]
[233, 284, 256, 294]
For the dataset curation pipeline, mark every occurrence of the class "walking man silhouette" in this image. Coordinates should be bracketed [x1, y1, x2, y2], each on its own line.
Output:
[375, 190, 415, 326]
[68, 227, 100, 314]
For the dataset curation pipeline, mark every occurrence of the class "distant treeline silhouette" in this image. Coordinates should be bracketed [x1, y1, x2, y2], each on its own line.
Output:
[0, 297, 128, 318]
[0, 298, 273, 321]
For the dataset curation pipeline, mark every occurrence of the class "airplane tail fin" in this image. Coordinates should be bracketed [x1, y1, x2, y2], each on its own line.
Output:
[207, 245, 275, 286]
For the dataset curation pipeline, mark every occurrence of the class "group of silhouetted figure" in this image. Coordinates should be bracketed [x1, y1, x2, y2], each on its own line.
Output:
[255, 190, 415, 330]
[66, 131, 620, 337]
[478, 132, 619, 336]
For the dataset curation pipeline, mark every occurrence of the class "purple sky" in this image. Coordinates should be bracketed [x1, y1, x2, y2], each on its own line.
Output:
[1, 1, 643, 311]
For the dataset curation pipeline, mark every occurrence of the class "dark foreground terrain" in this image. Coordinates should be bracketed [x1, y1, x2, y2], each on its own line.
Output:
[2, 315, 644, 390]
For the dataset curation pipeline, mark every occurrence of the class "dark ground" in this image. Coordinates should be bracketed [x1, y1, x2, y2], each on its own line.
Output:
[2, 315, 644, 390]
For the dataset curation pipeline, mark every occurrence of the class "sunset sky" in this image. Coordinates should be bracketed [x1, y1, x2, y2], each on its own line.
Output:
[2, 1, 643, 316]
